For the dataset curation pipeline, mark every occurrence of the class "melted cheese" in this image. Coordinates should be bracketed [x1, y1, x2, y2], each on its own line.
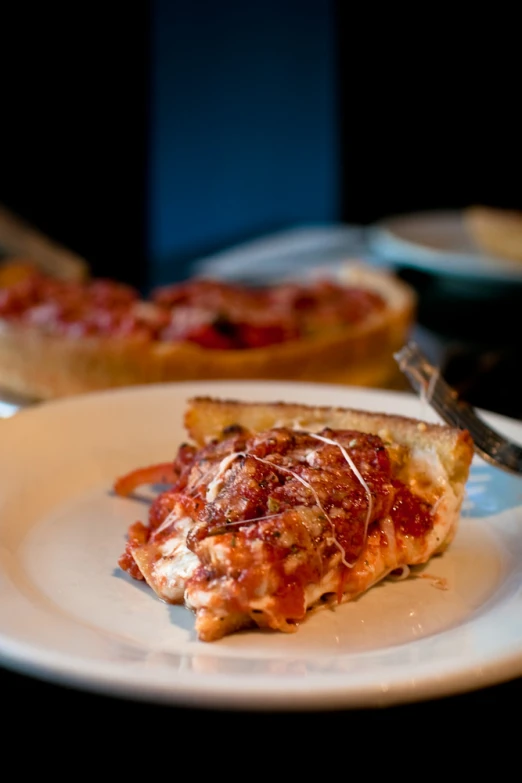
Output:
[150, 516, 199, 602]
[407, 447, 451, 497]
[402, 446, 458, 555]
[205, 452, 241, 502]
[130, 421, 463, 640]
[379, 515, 397, 561]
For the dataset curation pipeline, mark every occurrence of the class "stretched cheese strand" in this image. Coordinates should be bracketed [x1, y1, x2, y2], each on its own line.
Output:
[246, 453, 354, 569]
[205, 452, 242, 502]
[307, 431, 374, 547]
[164, 429, 378, 570]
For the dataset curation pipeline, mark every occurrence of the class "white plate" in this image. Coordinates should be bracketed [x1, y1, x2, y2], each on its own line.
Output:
[1, 380, 522, 711]
[190, 224, 368, 283]
[368, 210, 522, 285]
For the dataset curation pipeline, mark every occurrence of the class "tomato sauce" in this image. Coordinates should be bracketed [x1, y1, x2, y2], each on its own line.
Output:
[117, 425, 433, 625]
[0, 269, 386, 349]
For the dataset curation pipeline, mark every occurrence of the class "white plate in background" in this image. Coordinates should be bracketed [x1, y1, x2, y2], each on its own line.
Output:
[368, 210, 522, 285]
[190, 224, 368, 282]
[1, 380, 522, 710]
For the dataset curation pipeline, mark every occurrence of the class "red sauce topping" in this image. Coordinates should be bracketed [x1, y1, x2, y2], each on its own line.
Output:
[116, 426, 433, 625]
[0, 269, 386, 349]
[390, 480, 433, 537]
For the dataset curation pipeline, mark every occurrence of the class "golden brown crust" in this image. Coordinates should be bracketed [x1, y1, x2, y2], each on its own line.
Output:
[464, 205, 522, 262]
[0, 264, 416, 400]
[184, 396, 474, 499]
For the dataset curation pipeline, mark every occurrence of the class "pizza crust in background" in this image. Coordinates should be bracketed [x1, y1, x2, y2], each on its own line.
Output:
[0, 264, 416, 400]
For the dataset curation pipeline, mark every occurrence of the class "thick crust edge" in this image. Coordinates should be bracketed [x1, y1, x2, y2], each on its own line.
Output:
[184, 396, 474, 501]
[0, 264, 416, 399]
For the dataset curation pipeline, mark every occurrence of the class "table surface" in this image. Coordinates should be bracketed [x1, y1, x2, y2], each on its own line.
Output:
[2, 268, 521, 740]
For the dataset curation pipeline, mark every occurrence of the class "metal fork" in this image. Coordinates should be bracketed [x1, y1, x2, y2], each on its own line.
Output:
[394, 341, 522, 475]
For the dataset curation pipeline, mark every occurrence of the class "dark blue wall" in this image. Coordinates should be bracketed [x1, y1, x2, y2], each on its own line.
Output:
[149, 0, 339, 285]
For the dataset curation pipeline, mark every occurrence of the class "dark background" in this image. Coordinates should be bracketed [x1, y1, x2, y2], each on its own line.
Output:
[2, 3, 521, 292]
[1, 3, 150, 289]
[336, 7, 522, 224]
[1, 3, 522, 734]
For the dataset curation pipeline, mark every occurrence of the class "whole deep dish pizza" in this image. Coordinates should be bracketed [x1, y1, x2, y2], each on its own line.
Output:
[0, 259, 415, 400]
[114, 396, 474, 642]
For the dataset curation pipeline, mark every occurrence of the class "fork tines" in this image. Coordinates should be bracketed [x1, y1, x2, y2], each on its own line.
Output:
[394, 341, 522, 475]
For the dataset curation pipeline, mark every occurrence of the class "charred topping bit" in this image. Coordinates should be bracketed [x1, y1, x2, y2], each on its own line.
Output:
[267, 496, 280, 513]
[222, 423, 247, 437]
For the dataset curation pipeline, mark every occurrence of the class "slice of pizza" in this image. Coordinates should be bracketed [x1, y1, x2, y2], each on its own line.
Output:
[114, 397, 474, 642]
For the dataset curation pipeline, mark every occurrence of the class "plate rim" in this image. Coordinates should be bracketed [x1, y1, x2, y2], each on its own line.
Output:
[1, 379, 522, 711]
[368, 209, 522, 284]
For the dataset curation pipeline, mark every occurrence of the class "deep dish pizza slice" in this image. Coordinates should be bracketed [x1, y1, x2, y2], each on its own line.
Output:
[114, 397, 474, 642]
